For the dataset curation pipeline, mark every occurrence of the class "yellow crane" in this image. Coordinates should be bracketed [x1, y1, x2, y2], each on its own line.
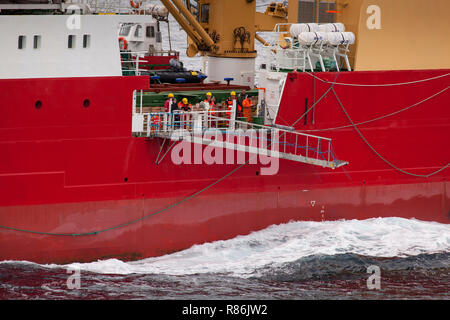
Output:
[159, 0, 298, 85]
[160, 0, 450, 78]
[159, 0, 298, 58]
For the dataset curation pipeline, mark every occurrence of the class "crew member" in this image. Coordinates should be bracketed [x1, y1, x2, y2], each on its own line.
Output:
[226, 91, 242, 119]
[177, 98, 192, 130]
[178, 98, 192, 111]
[204, 92, 215, 110]
[238, 90, 247, 109]
[164, 93, 176, 113]
[242, 95, 253, 123]
[203, 92, 216, 116]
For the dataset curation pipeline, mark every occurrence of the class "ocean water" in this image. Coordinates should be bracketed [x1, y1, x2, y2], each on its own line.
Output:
[1, 1, 449, 302]
[1, 218, 449, 300]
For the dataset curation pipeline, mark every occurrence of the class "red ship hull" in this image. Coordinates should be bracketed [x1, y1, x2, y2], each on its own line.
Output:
[0, 69, 448, 264]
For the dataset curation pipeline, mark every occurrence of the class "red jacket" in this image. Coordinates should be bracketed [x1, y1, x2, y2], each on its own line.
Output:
[164, 98, 175, 112]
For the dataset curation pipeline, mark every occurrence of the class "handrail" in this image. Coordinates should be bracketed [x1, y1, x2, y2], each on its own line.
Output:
[132, 109, 346, 168]
[141, 110, 332, 142]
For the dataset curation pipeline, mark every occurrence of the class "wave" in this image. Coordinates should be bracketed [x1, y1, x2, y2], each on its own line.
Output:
[32, 217, 450, 277]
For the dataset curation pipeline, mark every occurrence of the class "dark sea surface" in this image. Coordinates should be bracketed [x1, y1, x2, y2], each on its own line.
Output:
[1, 218, 449, 300]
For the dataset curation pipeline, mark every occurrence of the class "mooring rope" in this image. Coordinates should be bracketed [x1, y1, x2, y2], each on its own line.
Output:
[331, 87, 449, 178]
[298, 86, 449, 132]
[2, 71, 447, 236]
[305, 72, 449, 87]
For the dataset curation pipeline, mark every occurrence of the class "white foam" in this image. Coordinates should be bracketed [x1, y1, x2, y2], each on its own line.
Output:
[44, 218, 450, 277]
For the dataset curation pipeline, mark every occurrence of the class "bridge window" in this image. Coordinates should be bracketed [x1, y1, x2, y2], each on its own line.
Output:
[68, 35, 76, 49]
[33, 35, 41, 49]
[146, 26, 155, 38]
[134, 25, 143, 38]
[83, 34, 91, 48]
[18, 35, 26, 49]
[119, 24, 132, 36]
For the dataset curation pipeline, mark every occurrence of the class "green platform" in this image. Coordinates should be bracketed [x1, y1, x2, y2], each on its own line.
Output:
[136, 90, 259, 108]
[251, 117, 264, 125]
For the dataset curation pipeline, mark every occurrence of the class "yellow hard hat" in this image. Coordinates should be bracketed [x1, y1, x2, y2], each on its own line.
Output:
[206, 92, 212, 96]
[168, 93, 174, 98]
[182, 98, 188, 104]
[230, 91, 236, 96]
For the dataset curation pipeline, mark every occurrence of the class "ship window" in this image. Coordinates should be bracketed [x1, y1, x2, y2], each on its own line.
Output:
[134, 25, 143, 38]
[68, 35, 76, 49]
[83, 34, 91, 48]
[201, 4, 209, 23]
[18, 35, 26, 49]
[33, 35, 41, 49]
[119, 24, 132, 36]
[146, 26, 155, 38]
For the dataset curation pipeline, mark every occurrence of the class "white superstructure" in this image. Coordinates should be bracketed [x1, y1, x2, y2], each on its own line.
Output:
[0, 4, 161, 79]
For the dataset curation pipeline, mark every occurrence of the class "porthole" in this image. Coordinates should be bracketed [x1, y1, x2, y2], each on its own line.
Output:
[35, 100, 42, 109]
[83, 99, 90, 108]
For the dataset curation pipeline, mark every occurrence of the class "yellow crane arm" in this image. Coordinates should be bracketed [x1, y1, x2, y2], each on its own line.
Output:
[160, 0, 215, 56]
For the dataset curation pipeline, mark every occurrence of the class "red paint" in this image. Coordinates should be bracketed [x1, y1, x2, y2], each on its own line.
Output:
[0, 70, 448, 263]
[138, 54, 179, 70]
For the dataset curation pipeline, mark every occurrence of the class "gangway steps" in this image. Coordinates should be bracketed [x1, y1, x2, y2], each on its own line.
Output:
[150, 129, 348, 169]
[133, 111, 348, 169]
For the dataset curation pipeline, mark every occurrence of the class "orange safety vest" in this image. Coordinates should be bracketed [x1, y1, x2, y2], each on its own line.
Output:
[226, 99, 233, 117]
[204, 99, 214, 106]
[242, 98, 253, 122]
[204, 99, 215, 116]
[178, 102, 191, 111]
[226, 98, 241, 117]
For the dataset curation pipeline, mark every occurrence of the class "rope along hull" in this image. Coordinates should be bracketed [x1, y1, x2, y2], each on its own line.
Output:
[0, 70, 449, 263]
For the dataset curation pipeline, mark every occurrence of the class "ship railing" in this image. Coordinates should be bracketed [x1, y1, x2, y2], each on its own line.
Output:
[263, 41, 353, 73]
[263, 45, 313, 72]
[321, 43, 352, 72]
[66, 0, 153, 15]
[120, 50, 148, 75]
[145, 49, 179, 57]
[263, 23, 353, 72]
[121, 50, 178, 75]
[132, 110, 348, 169]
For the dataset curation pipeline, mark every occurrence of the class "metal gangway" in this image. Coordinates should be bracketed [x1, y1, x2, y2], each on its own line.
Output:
[132, 107, 348, 169]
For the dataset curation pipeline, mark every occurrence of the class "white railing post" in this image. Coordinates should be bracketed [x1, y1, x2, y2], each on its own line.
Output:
[328, 140, 331, 162]
[163, 113, 168, 132]
[306, 135, 309, 158]
[230, 100, 236, 131]
[132, 90, 136, 114]
[140, 89, 143, 114]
